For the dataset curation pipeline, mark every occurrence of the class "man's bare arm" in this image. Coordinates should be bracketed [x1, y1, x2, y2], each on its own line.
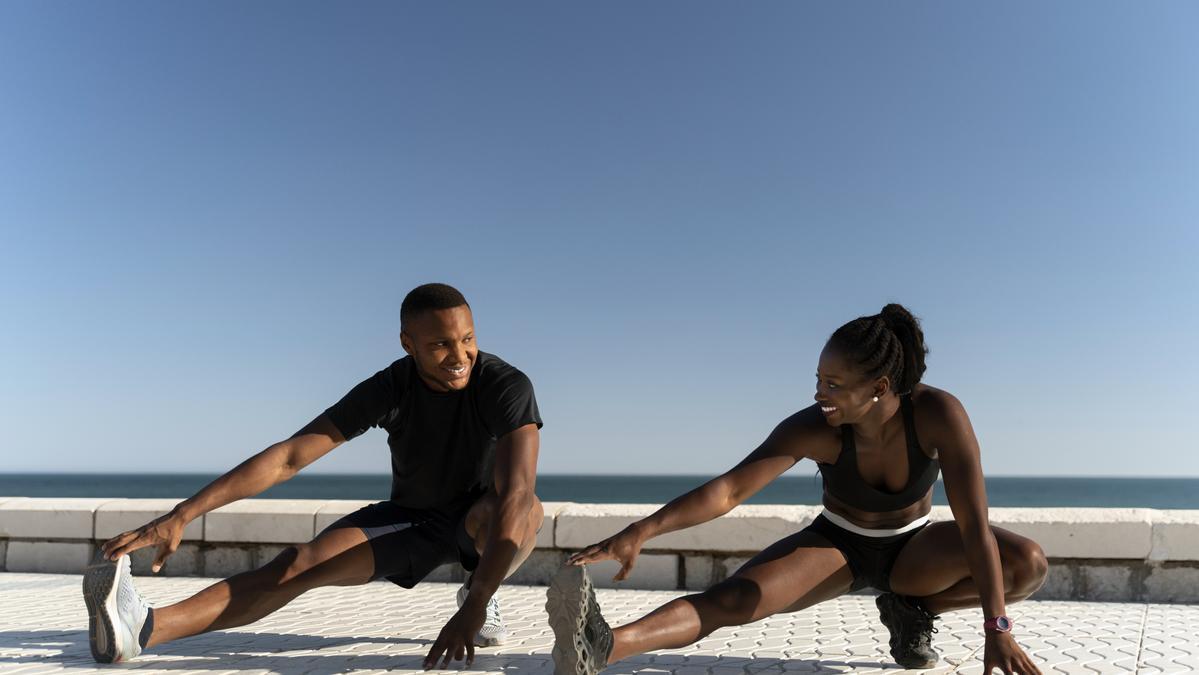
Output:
[170, 415, 345, 522]
[423, 423, 540, 668]
[101, 414, 345, 565]
[465, 423, 540, 603]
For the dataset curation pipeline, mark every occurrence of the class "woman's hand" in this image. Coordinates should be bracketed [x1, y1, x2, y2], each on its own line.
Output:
[565, 523, 649, 582]
[983, 631, 1042, 675]
[100, 511, 187, 573]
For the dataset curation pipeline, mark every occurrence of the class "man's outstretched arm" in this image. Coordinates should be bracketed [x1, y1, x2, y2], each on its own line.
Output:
[101, 414, 345, 569]
[424, 423, 540, 668]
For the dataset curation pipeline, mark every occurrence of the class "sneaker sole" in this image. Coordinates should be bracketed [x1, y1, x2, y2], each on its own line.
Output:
[545, 565, 603, 675]
[83, 554, 124, 663]
[892, 654, 939, 669]
[475, 633, 506, 647]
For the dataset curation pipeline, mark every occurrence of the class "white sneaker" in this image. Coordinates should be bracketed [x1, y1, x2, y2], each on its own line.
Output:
[456, 576, 508, 646]
[83, 554, 151, 663]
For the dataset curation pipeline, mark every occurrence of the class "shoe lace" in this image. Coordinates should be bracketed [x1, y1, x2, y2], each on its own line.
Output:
[117, 574, 147, 616]
[903, 610, 939, 650]
[483, 596, 504, 628]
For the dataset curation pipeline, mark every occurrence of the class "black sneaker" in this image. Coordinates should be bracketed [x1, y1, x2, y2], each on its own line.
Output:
[546, 565, 613, 675]
[875, 592, 939, 669]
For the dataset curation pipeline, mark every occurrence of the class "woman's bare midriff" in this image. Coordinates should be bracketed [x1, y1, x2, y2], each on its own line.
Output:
[822, 488, 933, 530]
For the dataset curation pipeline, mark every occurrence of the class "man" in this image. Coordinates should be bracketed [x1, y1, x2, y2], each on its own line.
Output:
[85, 283, 544, 669]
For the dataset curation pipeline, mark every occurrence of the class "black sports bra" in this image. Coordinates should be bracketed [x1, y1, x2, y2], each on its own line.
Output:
[817, 395, 940, 512]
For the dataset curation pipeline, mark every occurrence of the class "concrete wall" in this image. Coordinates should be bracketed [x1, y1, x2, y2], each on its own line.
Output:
[2, 497, 1197, 602]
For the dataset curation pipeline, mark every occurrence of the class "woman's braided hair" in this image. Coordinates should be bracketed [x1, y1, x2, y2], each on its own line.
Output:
[827, 304, 929, 395]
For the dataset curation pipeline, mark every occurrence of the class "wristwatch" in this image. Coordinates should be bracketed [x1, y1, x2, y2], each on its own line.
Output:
[984, 615, 1013, 633]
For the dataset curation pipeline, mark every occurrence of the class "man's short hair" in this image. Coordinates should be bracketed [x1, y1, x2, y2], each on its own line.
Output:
[401, 283, 470, 327]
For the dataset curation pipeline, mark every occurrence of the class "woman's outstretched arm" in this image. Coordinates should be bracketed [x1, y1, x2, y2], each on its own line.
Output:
[568, 409, 815, 579]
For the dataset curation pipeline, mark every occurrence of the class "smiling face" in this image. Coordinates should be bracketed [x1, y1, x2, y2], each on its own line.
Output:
[400, 305, 478, 392]
[814, 343, 888, 426]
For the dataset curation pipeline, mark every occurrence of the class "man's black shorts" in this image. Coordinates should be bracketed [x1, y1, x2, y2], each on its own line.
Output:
[325, 498, 482, 589]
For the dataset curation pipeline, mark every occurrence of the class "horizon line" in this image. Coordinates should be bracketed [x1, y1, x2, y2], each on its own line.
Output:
[1, 471, 1196, 480]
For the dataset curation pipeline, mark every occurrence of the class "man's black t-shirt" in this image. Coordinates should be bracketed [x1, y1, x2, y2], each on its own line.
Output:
[323, 351, 542, 510]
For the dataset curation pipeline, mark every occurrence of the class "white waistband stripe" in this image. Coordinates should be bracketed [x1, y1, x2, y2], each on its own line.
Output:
[820, 509, 930, 538]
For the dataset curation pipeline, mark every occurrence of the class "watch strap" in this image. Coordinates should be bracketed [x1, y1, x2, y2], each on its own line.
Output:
[984, 615, 1013, 632]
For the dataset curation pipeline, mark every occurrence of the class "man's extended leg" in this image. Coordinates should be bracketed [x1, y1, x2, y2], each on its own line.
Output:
[146, 525, 374, 647]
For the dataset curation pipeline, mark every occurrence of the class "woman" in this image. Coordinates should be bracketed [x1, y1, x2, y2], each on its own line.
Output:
[546, 304, 1047, 675]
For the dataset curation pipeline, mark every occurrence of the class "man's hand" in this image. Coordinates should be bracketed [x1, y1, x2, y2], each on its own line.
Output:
[423, 599, 485, 669]
[565, 523, 647, 582]
[100, 512, 187, 573]
[983, 631, 1042, 675]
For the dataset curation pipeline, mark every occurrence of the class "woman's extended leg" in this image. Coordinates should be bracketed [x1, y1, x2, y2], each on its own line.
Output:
[607, 530, 854, 662]
[887, 522, 1048, 614]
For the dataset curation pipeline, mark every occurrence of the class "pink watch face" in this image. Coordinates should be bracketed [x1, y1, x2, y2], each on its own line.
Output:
[986, 616, 1013, 632]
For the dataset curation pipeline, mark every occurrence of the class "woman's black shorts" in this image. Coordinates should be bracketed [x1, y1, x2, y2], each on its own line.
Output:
[325, 498, 482, 589]
[803, 514, 929, 592]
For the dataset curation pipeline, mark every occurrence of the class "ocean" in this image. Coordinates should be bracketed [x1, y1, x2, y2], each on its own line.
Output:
[0, 474, 1196, 509]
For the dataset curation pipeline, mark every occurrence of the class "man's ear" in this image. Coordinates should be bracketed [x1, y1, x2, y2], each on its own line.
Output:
[399, 331, 414, 356]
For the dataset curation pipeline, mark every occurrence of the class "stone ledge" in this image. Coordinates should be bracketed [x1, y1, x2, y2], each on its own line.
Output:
[982, 507, 1155, 559]
[3, 493, 1199, 602]
[0, 498, 1196, 562]
[586, 553, 678, 590]
[1148, 509, 1199, 561]
[0, 498, 118, 539]
[313, 500, 375, 533]
[538, 502, 569, 549]
[95, 499, 205, 541]
[553, 504, 1172, 560]
[5, 540, 92, 574]
[204, 499, 331, 543]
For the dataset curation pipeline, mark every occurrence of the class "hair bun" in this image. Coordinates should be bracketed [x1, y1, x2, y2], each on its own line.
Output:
[880, 303, 915, 329]
[878, 303, 928, 393]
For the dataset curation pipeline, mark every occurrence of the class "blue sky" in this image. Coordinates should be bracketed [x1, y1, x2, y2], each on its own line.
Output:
[2, 2, 1196, 476]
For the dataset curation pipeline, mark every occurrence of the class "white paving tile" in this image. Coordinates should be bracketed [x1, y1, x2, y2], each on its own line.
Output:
[0, 572, 1195, 674]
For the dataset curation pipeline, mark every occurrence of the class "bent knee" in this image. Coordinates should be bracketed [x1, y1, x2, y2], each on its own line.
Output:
[1009, 539, 1049, 595]
[529, 495, 545, 533]
[466, 492, 544, 540]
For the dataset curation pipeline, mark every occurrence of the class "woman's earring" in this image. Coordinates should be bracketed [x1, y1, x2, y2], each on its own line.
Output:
[872, 396, 879, 403]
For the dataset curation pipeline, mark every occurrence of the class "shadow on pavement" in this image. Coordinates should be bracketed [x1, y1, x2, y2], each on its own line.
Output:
[0, 629, 899, 673]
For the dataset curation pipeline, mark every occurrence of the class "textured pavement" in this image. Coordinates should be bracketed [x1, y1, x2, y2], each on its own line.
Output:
[1, 572, 1197, 674]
